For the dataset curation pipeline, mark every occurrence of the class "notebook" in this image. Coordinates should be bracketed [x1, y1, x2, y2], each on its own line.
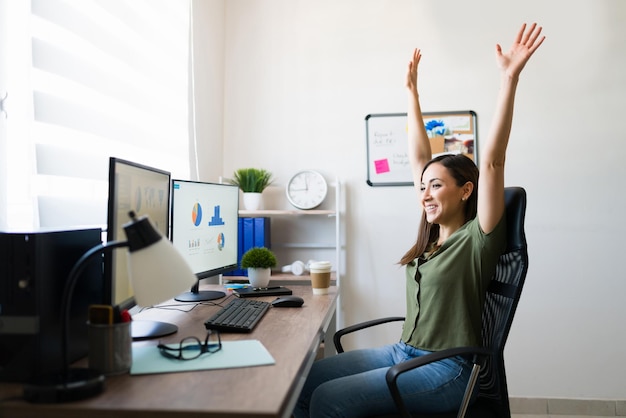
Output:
[233, 286, 292, 298]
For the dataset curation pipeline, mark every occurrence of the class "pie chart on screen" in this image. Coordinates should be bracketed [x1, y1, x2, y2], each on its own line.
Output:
[192, 202, 202, 226]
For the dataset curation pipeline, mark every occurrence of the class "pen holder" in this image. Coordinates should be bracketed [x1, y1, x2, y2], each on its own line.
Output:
[88, 321, 132, 375]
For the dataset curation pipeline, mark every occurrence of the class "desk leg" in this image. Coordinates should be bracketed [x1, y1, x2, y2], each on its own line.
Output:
[323, 311, 337, 358]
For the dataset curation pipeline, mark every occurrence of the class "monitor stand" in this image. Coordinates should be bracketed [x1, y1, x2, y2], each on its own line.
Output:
[174, 281, 226, 302]
[131, 320, 178, 340]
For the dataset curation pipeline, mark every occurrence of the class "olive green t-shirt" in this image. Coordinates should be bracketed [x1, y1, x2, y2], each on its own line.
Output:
[401, 215, 507, 351]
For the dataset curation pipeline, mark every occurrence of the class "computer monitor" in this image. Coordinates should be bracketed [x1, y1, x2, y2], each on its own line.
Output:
[170, 179, 239, 302]
[105, 157, 177, 339]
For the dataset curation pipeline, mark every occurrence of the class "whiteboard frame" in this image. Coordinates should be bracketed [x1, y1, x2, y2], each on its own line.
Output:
[365, 111, 477, 187]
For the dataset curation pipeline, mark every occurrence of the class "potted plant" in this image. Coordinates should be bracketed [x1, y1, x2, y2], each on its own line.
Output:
[240, 246, 277, 288]
[230, 168, 274, 210]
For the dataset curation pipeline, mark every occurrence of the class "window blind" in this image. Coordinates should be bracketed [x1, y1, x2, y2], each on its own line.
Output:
[2, 0, 191, 230]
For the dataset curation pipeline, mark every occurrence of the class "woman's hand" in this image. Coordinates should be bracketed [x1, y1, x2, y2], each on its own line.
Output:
[496, 23, 545, 79]
[405, 48, 422, 92]
[405, 47, 431, 192]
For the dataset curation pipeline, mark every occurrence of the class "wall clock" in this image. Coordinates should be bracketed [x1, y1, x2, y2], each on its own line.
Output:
[286, 170, 328, 210]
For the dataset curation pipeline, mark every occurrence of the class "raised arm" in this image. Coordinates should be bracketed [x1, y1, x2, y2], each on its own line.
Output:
[405, 48, 432, 198]
[478, 23, 545, 233]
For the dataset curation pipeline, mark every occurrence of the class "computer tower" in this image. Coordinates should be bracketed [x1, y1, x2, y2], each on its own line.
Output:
[0, 228, 104, 382]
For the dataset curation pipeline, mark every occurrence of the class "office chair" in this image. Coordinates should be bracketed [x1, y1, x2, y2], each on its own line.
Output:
[334, 187, 528, 418]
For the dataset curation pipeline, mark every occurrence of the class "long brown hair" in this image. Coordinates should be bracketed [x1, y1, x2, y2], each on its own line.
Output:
[399, 154, 479, 265]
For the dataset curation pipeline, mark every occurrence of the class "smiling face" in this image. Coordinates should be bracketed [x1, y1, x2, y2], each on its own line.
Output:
[420, 162, 472, 227]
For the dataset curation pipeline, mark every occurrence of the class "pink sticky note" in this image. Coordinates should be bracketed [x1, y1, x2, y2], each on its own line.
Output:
[374, 159, 390, 174]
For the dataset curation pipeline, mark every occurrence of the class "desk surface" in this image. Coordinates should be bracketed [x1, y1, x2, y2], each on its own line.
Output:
[0, 285, 337, 418]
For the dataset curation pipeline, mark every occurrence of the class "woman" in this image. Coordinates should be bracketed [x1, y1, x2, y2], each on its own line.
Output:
[293, 23, 545, 418]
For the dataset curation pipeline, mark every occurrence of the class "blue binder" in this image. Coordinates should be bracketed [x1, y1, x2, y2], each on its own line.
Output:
[253, 217, 271, 247]
[223, 217, 271, 277]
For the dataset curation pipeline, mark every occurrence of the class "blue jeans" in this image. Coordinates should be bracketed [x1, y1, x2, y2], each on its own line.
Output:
[293, 341, 476, 418]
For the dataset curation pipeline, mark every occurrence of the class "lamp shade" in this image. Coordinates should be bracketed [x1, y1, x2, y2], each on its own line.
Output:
[123, 213, 197, 307]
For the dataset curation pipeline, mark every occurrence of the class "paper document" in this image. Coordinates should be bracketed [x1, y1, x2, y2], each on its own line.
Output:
[130, 339, 275, 375]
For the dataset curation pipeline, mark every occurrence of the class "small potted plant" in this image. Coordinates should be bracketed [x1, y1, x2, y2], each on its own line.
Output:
[230, 168, 274, 210]
[240, 246, 277, 288]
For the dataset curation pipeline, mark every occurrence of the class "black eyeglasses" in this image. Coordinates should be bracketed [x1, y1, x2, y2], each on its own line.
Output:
[157, 330, 222, 360]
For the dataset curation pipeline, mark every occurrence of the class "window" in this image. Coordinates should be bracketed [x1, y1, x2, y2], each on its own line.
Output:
[0, 0, 191, 230]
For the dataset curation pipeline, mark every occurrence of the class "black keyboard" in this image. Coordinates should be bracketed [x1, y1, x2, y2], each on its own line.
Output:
[204, 298, 270, 333]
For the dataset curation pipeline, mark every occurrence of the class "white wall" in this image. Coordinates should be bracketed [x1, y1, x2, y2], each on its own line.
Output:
[191, 0, 225, 181]
[195, 0, 626, 400]
[0, 0, 7, 228]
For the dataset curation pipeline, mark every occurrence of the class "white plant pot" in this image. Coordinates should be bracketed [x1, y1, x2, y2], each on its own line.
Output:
[243, 192, 262, 210]
[247, 267, 271, 288]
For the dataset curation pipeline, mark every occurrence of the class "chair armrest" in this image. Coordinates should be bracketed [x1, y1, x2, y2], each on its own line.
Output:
[386, 346, 491, 418]
[333, 317, 405, 353]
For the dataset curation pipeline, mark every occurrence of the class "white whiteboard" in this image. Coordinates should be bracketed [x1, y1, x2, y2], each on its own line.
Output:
[365, 111, 477, 186]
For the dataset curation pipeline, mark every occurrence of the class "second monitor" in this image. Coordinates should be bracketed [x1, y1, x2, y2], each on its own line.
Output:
[171, 180, 240, 302]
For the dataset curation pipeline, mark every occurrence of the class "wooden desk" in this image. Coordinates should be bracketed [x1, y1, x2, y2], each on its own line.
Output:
[0, 285, 338, 418]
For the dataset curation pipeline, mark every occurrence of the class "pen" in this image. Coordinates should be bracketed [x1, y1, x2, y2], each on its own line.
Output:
[254, 286, 283, 291]
[113, 305, 121, 323]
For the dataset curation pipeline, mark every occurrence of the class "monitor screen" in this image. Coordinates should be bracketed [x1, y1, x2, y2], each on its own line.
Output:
[104, 157, 177, 339]
[170, 179, 239, 302]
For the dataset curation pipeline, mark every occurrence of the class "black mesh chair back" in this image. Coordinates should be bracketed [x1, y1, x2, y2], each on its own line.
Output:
[468, 186, 528, 417]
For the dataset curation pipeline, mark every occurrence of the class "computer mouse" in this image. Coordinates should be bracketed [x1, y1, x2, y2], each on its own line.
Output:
[271, 295, 304, 308]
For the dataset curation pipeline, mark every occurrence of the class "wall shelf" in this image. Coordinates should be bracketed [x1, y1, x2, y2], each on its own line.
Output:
[224, 272, 337, 284]
[239, 209, 336, 217]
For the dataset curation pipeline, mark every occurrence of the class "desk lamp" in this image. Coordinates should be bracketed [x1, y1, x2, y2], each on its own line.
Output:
[23, 212, 197, 403]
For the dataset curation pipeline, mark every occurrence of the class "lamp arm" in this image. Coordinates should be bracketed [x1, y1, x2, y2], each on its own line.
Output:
[61, 240, 129, 378]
